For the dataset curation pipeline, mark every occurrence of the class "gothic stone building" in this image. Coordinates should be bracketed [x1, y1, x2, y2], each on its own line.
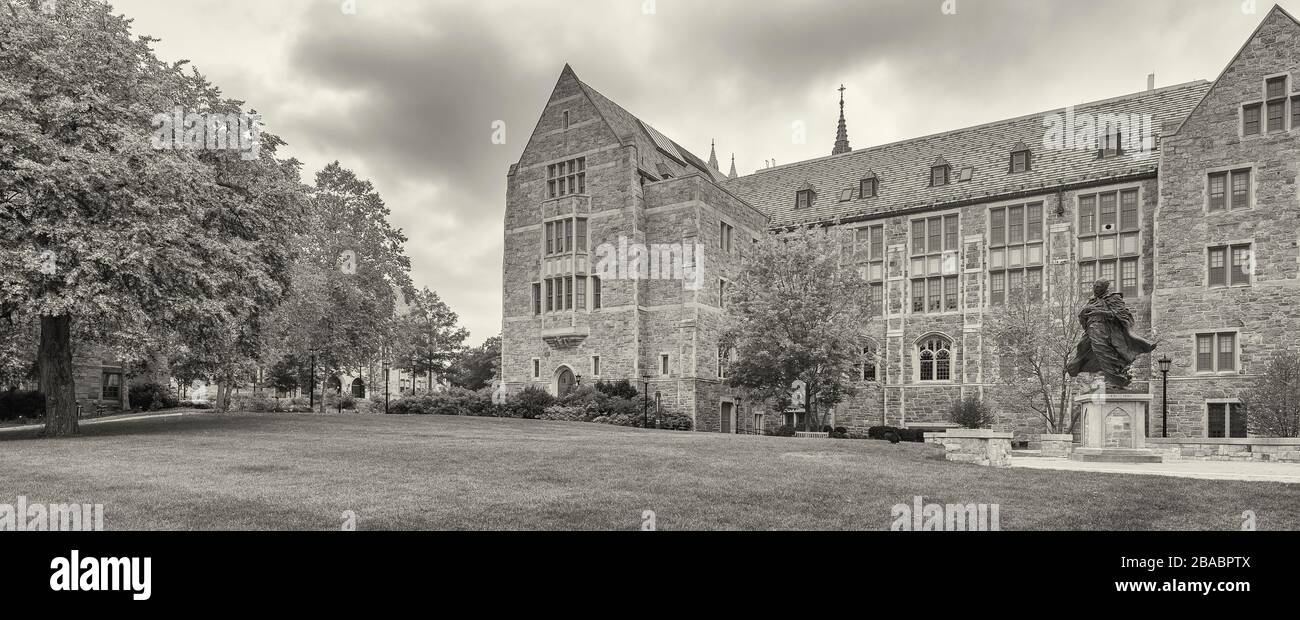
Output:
[501, 6, 1300, 441]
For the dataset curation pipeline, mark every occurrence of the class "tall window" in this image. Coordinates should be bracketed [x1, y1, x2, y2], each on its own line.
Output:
[544, 217, 589, 255]
[1078, 189, 1140, 299]
[854, 225, 885, 317]
[591, 276, 602, 309]
[1195, 332, 1237, 373]
[576, 277, 587, 309]
[917, 336, 952, 382]
[857, 345, 878, 382]
[910, 214, 959, 313]
[989, 202, 1044, 304]
[720, 222, 734, 253]
[532, 283, 541, 315]
[547, 157, 586, 198]
[592, 355, 600, 377]
[532, 359, 540, 379]
[1266, 76, 1288, 133]
[1293, 96, 1300, 131]
[718, 279, 728, 308]
[1208, 244, 1252, 287]
[544, 279, 554, 312]
[1208, 169, 1250, 212]
[1244, 103, 1262, 136]
[1207, 402, 1247, 438]
[660, 354, 670, 376]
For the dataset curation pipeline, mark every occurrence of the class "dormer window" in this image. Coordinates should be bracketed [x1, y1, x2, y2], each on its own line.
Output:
[929, 157, 951, 187]
[958, 167, 974, 182]
[860, 174, 878, 198]
[1098, 127, 1122, 158]
[1010, 142, 1031, 173]
[795, 184, 816, 209]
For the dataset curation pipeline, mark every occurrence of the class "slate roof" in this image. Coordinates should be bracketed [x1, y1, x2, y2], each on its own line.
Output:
[723, 81, 1212, 227]
[575, 77, 730, 184]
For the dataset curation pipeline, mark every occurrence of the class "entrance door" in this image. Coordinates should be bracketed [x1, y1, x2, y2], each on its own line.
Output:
[556, 368, 575, 396]
[720, 402, 734, 433]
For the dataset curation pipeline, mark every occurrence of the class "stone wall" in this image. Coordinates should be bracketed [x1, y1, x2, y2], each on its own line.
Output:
[1149, 438, 1300, 463]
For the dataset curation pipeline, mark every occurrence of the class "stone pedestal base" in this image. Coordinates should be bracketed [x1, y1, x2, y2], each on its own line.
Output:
[1069, 393, 1162, 463]
[1039, 434, 1075, 458]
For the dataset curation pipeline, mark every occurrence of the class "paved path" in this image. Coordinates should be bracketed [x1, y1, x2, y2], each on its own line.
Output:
[0, 410, 203, 434]
[1012, 455, 1300, 483]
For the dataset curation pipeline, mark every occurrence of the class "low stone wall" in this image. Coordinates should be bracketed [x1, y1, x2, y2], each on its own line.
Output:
[1039, 434, 1075, 458]
[1147, 438, 1300, 463]
[927, 429, 1013, 468]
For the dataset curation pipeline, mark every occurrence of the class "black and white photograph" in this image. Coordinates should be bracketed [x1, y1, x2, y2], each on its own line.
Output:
[1, 0, 1298, 605]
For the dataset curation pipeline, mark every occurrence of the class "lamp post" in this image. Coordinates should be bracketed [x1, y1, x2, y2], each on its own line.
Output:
[1158, 355, 1172, 438]
[308, 348, 319, 410]
[383, 359, 390, 415]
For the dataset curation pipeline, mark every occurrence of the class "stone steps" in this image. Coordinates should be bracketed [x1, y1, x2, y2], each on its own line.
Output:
[1069, 448, 1164, 463]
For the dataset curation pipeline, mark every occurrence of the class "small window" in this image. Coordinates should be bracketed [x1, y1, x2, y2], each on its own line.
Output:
[1207, 402, 1247, 438]
[860, 177, 877, 198]
[718, 279, 728, 308]
[1292, 96, 1300, 131]
[1208, 244, 1252, 287]
[562, 110, 570, 130]
[958, 167, 974, 182]
[532, 359, 541, 379]
[1208, 169, 1250, 211]
[795, 189, 815, 209]
[591, 276, 602, 309]
[857, 345, 877, 382]
[930, 165, 949, 187]
[102, 372, 122, 400]
[1244, 103, 1262, 136]
[1010, 149, 1030, 173]
[532, 283, 541, 315]
[720, 222, 734, 253]
[660, 354, 670, 376]
[592, 356, 600, 377]
[1195, 332, 1237, 373]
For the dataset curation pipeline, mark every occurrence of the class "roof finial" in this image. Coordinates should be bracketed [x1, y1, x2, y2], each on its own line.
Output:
[708, 139, 719, 170]
[728, 153, 737, 179]
[832, 84, 852, 156]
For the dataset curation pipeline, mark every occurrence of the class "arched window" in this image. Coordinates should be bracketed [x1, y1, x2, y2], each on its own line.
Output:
[351, 378, 366, 399]
[918, 336, 952, 381]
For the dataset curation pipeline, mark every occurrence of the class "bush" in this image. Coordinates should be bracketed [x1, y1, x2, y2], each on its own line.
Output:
[129, 382, 178, 411]
[830, 426, 849, 439]
[949, 395, 996, 429]
[388, 387, 498, 417]
[506, 386, 555, 419]
[594, 379, 638, 400]
[767, 425, 796, 437]
[540, 405, 587, 422]
[178, 400, 214, 410]
[867, 426, 925, 443]
[0, 389, 44, 421]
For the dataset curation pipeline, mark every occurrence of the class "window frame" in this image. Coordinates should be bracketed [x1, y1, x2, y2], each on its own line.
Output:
[1205, 167, 1252, 213]
[909, 213, 960, 314]
[1205, 401, 1248, 439]
[916, 336, 953, 383]
[1010, 149, 1031, 173]
[1194, 331, 1239, 375]
[988, 201, 1045, 306]
[1206, 243, 1253, 288]
[930, 165, 950, 187]
[859, 176, 878, 198]
[1077, 187, 1142, 299]
[852, 224, 886, 318]
[546, 157, 587, 199]
[795, 189, 815, 209]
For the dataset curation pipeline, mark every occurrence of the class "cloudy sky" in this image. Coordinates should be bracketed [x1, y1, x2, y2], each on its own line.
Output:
[109, 0, 1298, 342]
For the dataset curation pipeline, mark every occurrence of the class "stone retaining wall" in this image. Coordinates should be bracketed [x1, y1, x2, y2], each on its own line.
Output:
[1147, 438, 1300, 463]
[927, 429, 1012, 468]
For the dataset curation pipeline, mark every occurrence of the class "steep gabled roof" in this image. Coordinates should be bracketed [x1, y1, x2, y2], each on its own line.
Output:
[723, 81, 1210, 227]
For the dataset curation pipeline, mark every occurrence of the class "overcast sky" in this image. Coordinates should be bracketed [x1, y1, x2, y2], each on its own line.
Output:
[108, 0, 1299, 343]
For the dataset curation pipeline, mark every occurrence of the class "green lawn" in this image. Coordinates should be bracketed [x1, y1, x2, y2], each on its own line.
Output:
[1, 412, 1296, 530]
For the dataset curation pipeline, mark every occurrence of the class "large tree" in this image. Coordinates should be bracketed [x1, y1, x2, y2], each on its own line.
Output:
[1, 1, 303, 431]
[447, 335, 500, 391]
[395, 287, 468, 393]
[720, 226, 873, 431]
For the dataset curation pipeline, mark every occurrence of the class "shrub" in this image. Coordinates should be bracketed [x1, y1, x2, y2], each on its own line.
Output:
[594, 379, 638, 400]
[0, 389, 44, 421]
[830, 426, 849, 439]
[129, 382, 178, 411]
[767, 425, 796, 437]
[867, 426, 925, 443]
[387, 387, 497, 417]
[539, 405, 587, 422]
[178, 400, 214, 410]
[506, 386, 555, 419]
[949, 395, 996, 429]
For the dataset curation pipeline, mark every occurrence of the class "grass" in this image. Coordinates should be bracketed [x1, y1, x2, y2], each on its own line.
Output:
[0, 411, 1296, 530]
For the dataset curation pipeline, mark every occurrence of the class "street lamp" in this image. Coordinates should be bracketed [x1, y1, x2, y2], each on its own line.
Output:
[1158, 355, 1172, 438]
[383, 358, 390, 415]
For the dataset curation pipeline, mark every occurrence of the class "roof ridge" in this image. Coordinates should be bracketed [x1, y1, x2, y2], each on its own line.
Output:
[736, 80, 1210, 179]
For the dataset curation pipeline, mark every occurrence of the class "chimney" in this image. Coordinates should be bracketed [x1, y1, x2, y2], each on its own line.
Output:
[1147, 73, 1155, 91]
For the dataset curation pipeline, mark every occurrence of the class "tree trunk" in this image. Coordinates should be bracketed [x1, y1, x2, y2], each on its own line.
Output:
[39, 314, 78, 437]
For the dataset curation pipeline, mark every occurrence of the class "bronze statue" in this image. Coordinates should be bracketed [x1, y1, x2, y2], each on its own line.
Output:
[1066, 279, 1156, 389]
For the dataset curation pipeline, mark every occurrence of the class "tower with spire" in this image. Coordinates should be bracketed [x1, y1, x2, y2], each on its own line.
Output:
[728, 153, 737, 179]
[832, 84, 852, 156]
[707, 139, 719, 170]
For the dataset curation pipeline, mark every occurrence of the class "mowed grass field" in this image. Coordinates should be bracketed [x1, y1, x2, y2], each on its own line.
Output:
[0, 411, 1296, 530]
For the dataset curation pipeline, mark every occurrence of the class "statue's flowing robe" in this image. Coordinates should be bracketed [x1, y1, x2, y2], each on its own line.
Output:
[1065, 292, 1155, 388]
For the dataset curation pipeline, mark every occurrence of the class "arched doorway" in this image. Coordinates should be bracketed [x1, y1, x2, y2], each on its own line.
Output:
[351, 378, 366, 399]
[555, 366, 576, 397]
[326, 376, 342, 393]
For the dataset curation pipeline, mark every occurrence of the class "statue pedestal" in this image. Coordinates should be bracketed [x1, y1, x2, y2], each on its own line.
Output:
[1069, 393, 1163, 463]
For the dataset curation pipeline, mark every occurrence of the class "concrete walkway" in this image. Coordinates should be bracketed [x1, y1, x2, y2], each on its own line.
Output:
[1012, 455, 1300, 483]
[0, 409, 203, 434]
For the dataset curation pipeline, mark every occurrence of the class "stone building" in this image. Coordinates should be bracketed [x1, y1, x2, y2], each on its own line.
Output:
[501, 6, 1300, 441]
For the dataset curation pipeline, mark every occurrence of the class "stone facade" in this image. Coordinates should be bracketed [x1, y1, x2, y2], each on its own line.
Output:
[502, 8, 1300, 440]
